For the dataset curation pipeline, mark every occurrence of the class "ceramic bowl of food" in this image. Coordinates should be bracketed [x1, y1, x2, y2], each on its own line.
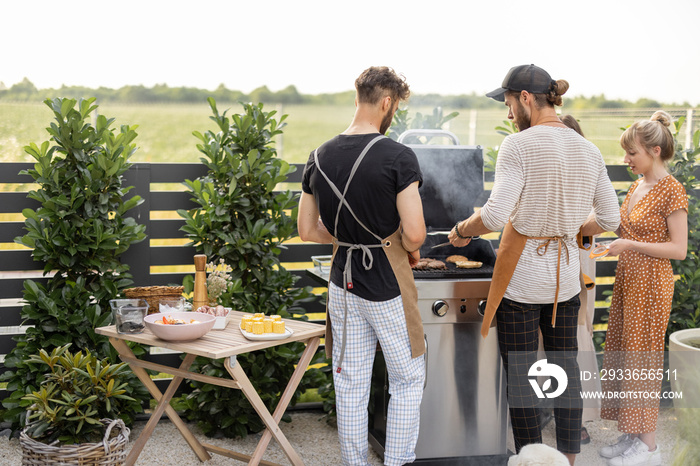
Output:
[144, 311, 216, 341]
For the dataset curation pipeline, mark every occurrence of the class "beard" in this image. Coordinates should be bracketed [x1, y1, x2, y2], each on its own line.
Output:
[513, 100, 531, 132]
[379, 107, 394, 135]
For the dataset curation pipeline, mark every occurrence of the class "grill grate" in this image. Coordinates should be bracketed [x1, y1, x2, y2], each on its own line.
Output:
[412, 263, 494, 280]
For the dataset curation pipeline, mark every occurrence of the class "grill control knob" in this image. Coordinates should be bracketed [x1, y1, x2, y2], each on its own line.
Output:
[432, 300, 449, 317]
[477, 300, 487, 317]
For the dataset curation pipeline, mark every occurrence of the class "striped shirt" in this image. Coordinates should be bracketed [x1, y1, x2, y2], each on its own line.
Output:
[481, 125, 620, 304]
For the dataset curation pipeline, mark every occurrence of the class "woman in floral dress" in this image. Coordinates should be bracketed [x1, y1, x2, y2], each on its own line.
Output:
[598, 111, 688, 466]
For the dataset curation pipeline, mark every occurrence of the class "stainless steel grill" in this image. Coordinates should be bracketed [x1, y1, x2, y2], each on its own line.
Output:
[368, 130, 510, 464]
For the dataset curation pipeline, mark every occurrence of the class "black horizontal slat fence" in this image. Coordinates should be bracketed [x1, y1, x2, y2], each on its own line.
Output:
[0, 162, 332, 398]
[0, 161, 662, 398]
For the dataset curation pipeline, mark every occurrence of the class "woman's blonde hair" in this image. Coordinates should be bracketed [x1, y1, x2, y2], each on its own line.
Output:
[620, 110, 675, 162]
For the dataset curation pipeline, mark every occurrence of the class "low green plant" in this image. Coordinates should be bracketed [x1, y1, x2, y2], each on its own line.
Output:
[21, 345, 138, 445]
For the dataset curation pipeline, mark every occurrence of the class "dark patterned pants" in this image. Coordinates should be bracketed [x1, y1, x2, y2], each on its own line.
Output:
[497, 296, 583, 455]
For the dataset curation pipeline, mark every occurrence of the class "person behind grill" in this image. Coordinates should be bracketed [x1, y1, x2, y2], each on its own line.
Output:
[558, 114, 601, 446]
[596, 111, 687, 466]
[448, 64, 621, 465]
[297, 66, 427, 466]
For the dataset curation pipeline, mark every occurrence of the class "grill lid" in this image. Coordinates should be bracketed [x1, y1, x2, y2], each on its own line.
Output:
[408, 142, 486, 232]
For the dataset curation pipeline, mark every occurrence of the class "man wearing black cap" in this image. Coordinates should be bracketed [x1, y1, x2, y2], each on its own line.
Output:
[449, 64, 620, 465]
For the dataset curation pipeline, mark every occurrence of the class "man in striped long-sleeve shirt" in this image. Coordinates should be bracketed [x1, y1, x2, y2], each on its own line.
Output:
[449, 64, 620, 465]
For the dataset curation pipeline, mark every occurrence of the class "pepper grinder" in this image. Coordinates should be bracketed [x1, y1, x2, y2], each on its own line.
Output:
[193, 254, 208, 311]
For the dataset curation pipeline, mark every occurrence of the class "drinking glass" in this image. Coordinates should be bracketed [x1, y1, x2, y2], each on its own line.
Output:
[158, 297, 185, 313]
[109, 299, 148, 334]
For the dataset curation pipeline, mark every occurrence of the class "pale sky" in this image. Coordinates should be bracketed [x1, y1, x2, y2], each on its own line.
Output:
[3, 0, 700, 106]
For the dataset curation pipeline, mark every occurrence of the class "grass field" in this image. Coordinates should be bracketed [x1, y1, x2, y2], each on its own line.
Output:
[2, 101, 693, 166]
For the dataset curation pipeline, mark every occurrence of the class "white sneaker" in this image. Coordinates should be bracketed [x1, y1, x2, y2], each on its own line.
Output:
[599, 434, 634, 459]
[607, 438, 661, 466]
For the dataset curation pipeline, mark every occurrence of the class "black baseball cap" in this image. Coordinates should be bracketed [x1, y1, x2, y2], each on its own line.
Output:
[486, 64, 553, 102]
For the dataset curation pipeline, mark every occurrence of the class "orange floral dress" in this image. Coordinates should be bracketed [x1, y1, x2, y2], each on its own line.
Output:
[600, 175, 687, 433]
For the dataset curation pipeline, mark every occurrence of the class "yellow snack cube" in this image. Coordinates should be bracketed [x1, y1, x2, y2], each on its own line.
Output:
[240, 315, 253, 328]
[263, 318, 273, 333]
[272, 321, 285, 334]
[254, 313, 265, 319]
[270, 315, 282, 321]
[244, 320, 254, 333]
[252, 321, 265, 335]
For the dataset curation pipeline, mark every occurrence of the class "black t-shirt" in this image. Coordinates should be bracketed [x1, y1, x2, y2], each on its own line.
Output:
[302, 134, 422, 301]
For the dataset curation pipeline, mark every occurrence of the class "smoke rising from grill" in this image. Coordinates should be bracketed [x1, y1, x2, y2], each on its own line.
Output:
[411, 145, 485, 231]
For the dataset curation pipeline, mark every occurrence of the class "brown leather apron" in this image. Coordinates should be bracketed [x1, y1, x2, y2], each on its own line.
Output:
[479, 221, 573, 338]
[324, 228, 425, 360]
[313, 135, 425, 367]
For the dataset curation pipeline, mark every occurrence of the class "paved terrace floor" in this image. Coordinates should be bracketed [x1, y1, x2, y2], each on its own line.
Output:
[0, 407, 690, 465]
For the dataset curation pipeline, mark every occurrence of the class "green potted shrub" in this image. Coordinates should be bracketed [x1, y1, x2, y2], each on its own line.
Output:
[19, 344, 134, 464]
[177, 98, 324, 437]
[667, 119, 700, 465]
[1, 97, 149, 432]
[667, 119, 700, 341]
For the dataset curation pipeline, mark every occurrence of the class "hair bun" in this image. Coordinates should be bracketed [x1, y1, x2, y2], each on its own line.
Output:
[554, 79, 569, 96]
[651, 110, 672, 128]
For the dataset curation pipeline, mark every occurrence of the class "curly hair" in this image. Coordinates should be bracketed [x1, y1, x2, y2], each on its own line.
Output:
[355, 66, 410, 105]
[620, 111, 675, 162]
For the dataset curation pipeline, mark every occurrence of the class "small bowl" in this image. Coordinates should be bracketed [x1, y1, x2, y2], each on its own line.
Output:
[144, 311, 216, 341]
[194, 305, 231, 330]
[311, 255, 332, 274]
[213, 308, 231, 330]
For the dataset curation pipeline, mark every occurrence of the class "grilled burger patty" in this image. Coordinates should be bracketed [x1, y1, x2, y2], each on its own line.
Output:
[411, 258, 447, 270]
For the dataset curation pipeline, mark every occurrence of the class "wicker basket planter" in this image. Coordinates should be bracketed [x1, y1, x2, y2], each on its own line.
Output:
[124, 285, 184, 314]
[20, 418, 130, 465]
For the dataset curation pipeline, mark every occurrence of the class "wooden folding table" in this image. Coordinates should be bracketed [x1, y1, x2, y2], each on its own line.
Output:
[96, 311, 325, 466]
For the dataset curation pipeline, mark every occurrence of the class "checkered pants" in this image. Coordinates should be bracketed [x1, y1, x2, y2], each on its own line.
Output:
[497, 296, 583, 455]
[328, 283, 425, 466]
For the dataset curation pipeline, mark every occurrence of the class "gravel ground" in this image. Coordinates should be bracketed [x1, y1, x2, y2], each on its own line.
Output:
[0, 408, 688, 465]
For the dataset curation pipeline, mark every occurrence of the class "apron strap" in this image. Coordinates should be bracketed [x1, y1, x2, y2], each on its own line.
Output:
[314, 135, 385, 241]
[532, 236, 571, 327]
[313, 134, 388, 373]
[480, 222, 574, 337]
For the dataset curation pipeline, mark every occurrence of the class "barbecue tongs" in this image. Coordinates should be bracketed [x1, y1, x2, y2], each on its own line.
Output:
[430, 237, 480, 249]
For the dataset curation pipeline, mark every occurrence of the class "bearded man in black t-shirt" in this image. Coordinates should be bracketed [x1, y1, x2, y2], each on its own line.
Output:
[298, 66, 426, 466]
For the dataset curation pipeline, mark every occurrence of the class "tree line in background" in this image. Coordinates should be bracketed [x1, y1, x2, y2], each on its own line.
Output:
[1, 77, 695, 110]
